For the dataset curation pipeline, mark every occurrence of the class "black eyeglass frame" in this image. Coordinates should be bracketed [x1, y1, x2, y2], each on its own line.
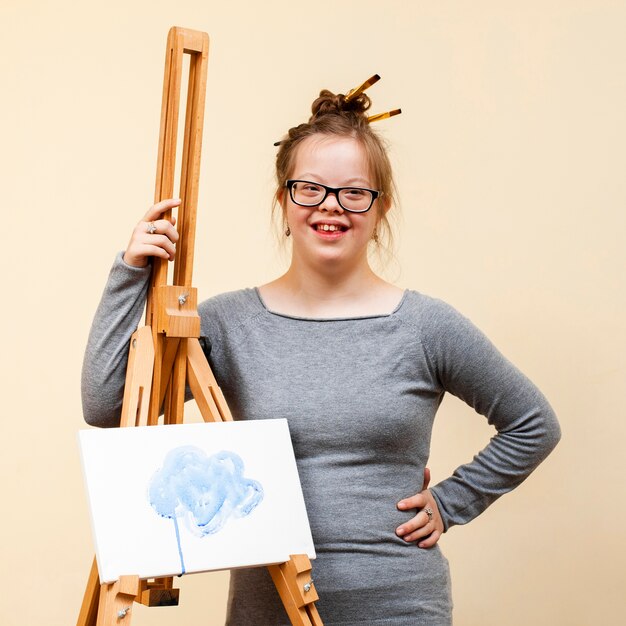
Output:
[285, 179, 381, 214]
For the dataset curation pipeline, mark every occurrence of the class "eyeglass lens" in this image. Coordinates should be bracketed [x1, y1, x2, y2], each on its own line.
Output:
[290, 181, 373, 212]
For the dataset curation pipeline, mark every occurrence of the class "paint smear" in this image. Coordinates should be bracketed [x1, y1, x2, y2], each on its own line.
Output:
[148, 447, 264, 574]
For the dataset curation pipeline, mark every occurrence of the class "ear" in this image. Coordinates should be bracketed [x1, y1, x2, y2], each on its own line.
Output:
[276, 189, 289, 228]
[376, 195, 392, 222]
[277, 188, 286, 207]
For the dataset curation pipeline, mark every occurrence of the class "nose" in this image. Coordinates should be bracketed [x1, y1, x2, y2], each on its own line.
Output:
[319, 191, 343, 214]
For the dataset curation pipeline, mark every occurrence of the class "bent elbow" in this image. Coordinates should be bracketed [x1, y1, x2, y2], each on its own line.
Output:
[82, 402, 122, 429]
[81, 381, 122, 429]
[536, 403, 561, 460]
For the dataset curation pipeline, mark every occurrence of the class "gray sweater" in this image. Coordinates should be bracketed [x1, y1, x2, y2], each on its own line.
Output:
[82, 254, 560, 626]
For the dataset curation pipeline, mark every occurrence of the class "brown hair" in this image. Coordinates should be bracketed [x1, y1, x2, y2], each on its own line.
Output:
[273, 89, 397, 254]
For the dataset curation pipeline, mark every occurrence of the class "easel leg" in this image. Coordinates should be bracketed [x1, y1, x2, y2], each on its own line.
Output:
[187, 337, 234, 422]
[96, 576, 140, 626]
[119, 327, 155, 428]
[164, 339, 187, 424]
[77, 557, 100, 626]
[268, 555, 323, 626]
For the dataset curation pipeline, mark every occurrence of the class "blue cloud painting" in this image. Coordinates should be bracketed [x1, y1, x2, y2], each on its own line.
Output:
[148, 447, 264, 574]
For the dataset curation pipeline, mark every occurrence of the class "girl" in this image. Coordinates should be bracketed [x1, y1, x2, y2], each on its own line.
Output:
[82, 87, 560, 625]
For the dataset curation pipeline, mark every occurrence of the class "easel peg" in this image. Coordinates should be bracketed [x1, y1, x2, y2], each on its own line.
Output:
[155, 286, 200, 337]
[116, 607, 131, 618]
[303, 580, 313, 592]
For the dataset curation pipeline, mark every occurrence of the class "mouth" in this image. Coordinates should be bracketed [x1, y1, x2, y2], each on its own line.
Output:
[312, 223, 349, 233]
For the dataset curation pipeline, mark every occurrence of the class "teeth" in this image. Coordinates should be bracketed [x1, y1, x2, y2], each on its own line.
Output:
[318, 224, 341, 232]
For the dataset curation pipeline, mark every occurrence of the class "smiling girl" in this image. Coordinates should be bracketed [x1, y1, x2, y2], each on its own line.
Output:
[82, 85, 560, 625]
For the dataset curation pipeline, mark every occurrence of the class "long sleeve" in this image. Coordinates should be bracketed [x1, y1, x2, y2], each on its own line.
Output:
[81, 253, 151, 427]
[423, 299, 561, 530]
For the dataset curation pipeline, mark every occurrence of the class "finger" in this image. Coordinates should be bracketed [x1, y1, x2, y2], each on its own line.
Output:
[418, 529, 442, 549]
[422, 467, 431, 491]
[143, 198, 181, 222]
[143, 234, 177, 259]
[140, 243, 175, 261]
[397, 492, 428, 511]
[125, 244, 170, 267]
[143, 219, 180, 242]
[396, 510, 432, 540]
[134, 234, 177, 259]
[401, 515, 435, 543]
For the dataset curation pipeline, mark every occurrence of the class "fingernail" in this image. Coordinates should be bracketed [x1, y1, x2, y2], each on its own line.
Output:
[396, 526, 404, 535]
[397, 502, 406, 509]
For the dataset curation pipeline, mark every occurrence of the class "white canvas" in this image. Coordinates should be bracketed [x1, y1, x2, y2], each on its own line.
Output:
[79, 419, 315, 583]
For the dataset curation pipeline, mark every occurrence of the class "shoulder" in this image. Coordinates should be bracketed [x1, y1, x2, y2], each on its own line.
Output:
[199, 287, 262, 316]
[399, 290, 474, 332]
[398, 290, 491, 360]
[199, 287, 265, 323]
[198, 287, 266, 339]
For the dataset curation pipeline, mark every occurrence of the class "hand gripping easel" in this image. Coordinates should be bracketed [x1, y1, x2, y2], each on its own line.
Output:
[77, 27, 323, 626]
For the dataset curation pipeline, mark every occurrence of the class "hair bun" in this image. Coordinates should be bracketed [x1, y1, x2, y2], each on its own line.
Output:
[309, 89, 371, 122]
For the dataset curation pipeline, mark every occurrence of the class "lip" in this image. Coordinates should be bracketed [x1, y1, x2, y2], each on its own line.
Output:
[309, 220, 350, 230]
[309, 221, 350, 239]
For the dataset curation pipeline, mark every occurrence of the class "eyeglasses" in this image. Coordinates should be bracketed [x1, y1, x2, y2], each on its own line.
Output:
[285, 180, 381, 213]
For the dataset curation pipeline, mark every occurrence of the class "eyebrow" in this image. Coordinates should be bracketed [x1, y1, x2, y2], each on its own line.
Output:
[296, 174, 373, 187]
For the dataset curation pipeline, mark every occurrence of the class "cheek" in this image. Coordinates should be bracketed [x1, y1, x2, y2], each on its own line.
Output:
[283, 199, 299, 227]
[285, 204, 310, 232]
[353, 213, 379, 235]
[285, 204, 296, 224]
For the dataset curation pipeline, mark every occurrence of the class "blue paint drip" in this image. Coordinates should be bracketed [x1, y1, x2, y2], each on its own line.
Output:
[173, 517, 185, 574]
[148, 447, 264, 571]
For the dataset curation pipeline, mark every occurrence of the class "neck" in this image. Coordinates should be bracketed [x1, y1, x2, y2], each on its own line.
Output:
[261, 253, 400, 319]
[284, 260, 381, 302]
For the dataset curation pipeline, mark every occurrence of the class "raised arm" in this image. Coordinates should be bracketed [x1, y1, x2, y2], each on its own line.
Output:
[81, 200, 180, 427]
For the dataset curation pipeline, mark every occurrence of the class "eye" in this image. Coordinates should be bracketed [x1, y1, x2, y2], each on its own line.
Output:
[344, 188, 367, 198]
[298, 182, 323, 196]
[302, 183, 322, 192]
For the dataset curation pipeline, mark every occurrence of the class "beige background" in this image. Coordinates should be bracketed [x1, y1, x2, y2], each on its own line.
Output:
[1, 1, 624, 624]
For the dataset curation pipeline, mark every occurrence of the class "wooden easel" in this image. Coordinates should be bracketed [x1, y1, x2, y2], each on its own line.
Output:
[77, 27, 323, 626]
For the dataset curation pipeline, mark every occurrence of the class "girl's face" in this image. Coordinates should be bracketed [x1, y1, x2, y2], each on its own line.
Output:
[282, 134, 384, 272]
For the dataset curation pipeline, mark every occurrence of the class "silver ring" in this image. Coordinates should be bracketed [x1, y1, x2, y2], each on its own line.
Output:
[147, 221, 157, 234]
[424, 507, 433, 522]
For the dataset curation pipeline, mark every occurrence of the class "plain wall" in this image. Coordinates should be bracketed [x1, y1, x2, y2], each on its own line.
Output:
[1, 1, 624, 624]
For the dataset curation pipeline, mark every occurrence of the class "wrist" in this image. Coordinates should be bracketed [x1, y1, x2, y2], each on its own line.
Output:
[122, 251, 148, 268]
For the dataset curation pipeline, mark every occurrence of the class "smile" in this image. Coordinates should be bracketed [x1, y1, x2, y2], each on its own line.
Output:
[313, 224, 348, 232]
